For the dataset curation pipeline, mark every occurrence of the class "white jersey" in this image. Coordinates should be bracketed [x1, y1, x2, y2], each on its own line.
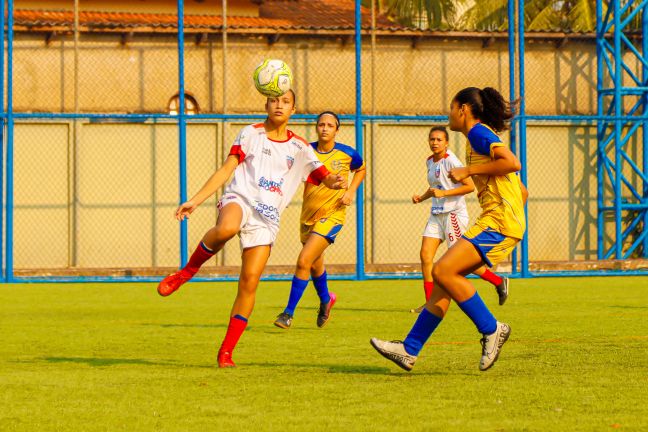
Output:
[225, 123, 329, 227]
[426, 149, 468, 215]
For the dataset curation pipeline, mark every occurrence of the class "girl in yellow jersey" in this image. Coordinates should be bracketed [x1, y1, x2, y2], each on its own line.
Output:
[274, 111, 366, 329]
[371, 87, 527, 372]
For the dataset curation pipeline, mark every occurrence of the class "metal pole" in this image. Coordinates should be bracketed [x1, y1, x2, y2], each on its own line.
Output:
[71, 0, 79, 267]
[642, 2, 648, 258]
[5, 0, 13, 282]
[596, 0, 605, 259]
[508, 0, 518, 274]
[1, 0, 5, 281]
[517, 0, 529, 277]
[370, 0, 376, 265]
[613, 0, 623, 259]
[354, 0, 365, 280]
[177, 0, 188, 266]
[220, 0, 228, 266]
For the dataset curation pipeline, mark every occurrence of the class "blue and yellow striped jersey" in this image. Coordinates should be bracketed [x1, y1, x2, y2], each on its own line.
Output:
[301, 142, 364, 225]
[466, 123, 526, 239]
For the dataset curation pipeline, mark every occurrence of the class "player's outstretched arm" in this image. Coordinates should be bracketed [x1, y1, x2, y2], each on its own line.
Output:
[339, 166, 366, 206]
[449, 146, 521, 182]
[432, 176, 475, 199]
[175, 155, 239, 221]
[412, 187, 434, 204]
[322, 173, 347, 190]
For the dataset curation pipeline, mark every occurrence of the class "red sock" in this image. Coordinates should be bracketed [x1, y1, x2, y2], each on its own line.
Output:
[219, 315, 248, 354]
[423, 281, 434, 301]
[480, 269, 503, 286]
[184, 242, 214, 275]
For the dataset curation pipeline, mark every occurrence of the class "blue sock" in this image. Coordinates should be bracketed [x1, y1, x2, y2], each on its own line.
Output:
[457, 292, 497, 335]
[283, 276, 309, 316]
[233, 314, 248, 322]
[403, 308, 443, 356]
[312, 271, 331, 304]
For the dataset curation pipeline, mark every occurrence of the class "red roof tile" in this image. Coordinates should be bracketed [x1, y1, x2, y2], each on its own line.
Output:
[12, 1, 404, 34]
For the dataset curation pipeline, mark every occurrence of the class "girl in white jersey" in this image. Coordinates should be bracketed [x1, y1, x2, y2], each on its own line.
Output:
[156, 90, 345, 368]
[410, 127, 509, 313]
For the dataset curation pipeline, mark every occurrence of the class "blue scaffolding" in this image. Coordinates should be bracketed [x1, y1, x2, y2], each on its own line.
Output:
[596, 0, 648, 259]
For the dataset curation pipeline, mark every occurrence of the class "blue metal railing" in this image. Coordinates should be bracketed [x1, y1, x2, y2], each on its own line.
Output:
[1, 0, 646, 283]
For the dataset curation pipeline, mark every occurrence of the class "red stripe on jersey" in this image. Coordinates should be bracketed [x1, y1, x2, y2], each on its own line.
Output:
[229, 145, 246, 164]
[306, 165, 330, 185]
[253, 123, 264, 129]
[267, 130, 295, 143]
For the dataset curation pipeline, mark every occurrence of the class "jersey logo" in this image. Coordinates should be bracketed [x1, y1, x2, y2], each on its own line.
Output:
[262, 147, 272, 156]
[435, 165, 441, 178]
[286, 156, 294, 169]
[258, 176, 284, 196]
[331, 159, 341, 171]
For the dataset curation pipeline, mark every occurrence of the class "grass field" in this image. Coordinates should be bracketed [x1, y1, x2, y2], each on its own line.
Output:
[1, 276, 647, 431]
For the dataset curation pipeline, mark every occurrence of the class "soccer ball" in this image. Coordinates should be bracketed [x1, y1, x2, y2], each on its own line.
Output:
[252, 59, 293, 97]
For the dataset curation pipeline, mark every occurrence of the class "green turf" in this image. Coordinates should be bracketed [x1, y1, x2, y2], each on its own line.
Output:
[1, 277, 647, 431]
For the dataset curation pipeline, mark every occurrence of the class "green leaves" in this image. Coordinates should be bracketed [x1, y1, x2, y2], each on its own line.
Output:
[376, 0, 598, 32]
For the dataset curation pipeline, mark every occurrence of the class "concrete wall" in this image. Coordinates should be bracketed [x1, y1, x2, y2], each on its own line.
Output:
[10, 34, 606, 116]
[10, 32, 642, 270]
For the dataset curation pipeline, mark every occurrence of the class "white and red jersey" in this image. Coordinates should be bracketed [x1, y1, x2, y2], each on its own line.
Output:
[224, 123, 329, 227]
[426, 149, 468, 215]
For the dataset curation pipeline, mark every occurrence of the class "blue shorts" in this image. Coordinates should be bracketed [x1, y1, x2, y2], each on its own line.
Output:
[462, 226, 520, 267]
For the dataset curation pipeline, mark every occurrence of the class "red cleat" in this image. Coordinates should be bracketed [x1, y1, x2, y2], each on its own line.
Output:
[157, 270, 193, 297]
[217, 350, 236, 368]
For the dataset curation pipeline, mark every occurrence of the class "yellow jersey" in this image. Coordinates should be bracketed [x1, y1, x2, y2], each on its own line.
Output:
[466, 123, 526, 239]
[301, 142, 364, 225]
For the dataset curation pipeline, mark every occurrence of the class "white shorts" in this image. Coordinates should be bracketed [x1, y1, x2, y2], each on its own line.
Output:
[218, 193, 278, 250]
[422, 210, 469, 247]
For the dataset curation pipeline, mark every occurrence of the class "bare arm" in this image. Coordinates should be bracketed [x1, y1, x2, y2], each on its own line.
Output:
[321, 173, 347, 190]
[175, 155, 239, 220]
[449, 146, 521, 182]
[519, 178, 529, 204]
[413, 175, 475, 203]
[339, 166, 366, 206]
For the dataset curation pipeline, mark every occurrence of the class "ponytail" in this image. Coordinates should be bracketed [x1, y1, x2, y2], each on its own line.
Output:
[453, 86, 514, 133]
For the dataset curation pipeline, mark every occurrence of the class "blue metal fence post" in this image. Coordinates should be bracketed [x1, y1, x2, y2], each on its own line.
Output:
[613, 0, 623, 259]
[508, 0, 518, 275]
[643, 1, 648, 258]
[517, 0, 529, 277]
[1, 0, 5, 282]
[596, 0, 604, 259]
[5, 0, 13, 282]
[354, 0, 365, 280]
[177, 0, 188, 267]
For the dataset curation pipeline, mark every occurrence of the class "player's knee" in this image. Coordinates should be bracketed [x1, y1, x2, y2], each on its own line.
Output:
[420, 250, 434, 266]
[238, 273, 260, 295]
[432, 262, 448, 283]
[296, 254, 313, 272]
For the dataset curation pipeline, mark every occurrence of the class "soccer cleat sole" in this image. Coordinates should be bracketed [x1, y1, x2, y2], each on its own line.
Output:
[273, 321, 291, 330]
[370, 338, 413, 372]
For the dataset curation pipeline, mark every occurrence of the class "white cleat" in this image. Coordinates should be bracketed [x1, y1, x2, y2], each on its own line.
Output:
[479, 321, 511, 371]
[370, 338, 417, 371]
[496, 276, 509, 306]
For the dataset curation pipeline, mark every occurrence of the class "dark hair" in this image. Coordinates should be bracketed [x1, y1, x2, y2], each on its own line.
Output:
[453, 87, 514, 133]
[267, 89, 296, 107]
[429, 126, 449, 141]
[316, 111, 340, 129]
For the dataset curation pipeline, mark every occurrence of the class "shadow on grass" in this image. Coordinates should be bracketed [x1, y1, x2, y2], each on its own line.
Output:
[140, 323, 227, 329]
[42, 356, 179, 367]
[243, 361, 445, 376]
[609, 305, 648, 310]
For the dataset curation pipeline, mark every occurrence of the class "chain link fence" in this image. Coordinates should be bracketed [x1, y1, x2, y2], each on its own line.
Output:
[4, 2, 647, 280]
